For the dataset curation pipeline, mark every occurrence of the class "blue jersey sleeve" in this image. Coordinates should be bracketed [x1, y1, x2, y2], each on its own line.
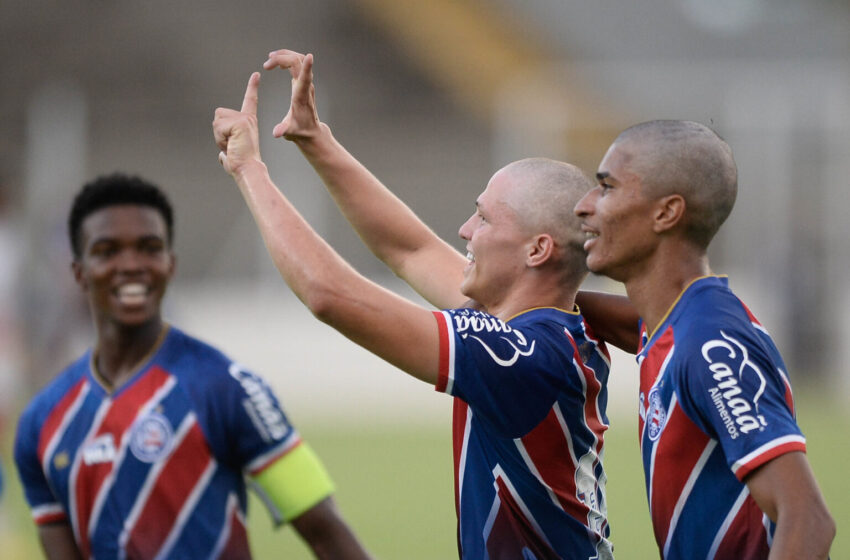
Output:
[14, 403, 64, 521]
[190, 358, 300, 475]
[436, 309, 577, 438]
[675, 327, 805, 480]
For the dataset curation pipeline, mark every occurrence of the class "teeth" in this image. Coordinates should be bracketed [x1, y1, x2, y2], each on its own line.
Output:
[585, 232, 598, 239]
[119, 284, 146, 296]
[117, 283, 147, 305]
[466, 252, 474, 262]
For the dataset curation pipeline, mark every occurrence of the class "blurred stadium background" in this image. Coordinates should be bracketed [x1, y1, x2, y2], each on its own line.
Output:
[1, 0, 848, 557]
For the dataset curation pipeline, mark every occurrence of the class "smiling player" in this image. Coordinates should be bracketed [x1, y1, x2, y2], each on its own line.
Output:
[14, 173, 371, 559]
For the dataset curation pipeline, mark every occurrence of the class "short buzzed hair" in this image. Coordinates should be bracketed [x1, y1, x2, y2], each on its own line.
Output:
[617, 120, 737, 249]
[503, 157, 594, 281]
[68, 173, 174, 259]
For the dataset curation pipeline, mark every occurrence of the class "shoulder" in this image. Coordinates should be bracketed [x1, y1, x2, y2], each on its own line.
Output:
[19, 353, 90, 425]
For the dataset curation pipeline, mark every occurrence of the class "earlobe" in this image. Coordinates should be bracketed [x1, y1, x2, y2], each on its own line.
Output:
[653, 195, 686, 233]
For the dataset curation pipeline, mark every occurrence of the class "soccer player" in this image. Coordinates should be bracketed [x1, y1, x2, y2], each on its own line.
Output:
[574, 120, 835, 559]
[14, 174, 371, 560]
[214, 61, 615, 558]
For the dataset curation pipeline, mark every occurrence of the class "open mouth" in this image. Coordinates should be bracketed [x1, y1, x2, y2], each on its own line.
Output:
[116, 283, 148, 306]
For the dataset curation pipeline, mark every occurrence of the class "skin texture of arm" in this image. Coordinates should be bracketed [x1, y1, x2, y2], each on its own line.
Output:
[37, 523, 84, 560]
[290, 497, 373, 560]
[574, 290, 640, 353]
[745, 451, 835, 559]
[263, 49, 468, 310]
[213, 71, 440, 386]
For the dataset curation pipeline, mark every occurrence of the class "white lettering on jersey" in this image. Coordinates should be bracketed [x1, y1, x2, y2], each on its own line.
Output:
[452, 311, 536, 367]
[701, 331, 768, 435]
[82, 434, 116, 465]
[228, 363, 288, 442]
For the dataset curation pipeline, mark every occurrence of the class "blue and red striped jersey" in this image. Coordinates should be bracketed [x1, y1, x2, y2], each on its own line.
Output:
[14, 326, 301, 559]
[637, 276, 805, 559]
[434, 307, 613, 560]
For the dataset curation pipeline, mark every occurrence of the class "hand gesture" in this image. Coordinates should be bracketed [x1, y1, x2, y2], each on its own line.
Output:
[213, 72, 263, 177]
[263, 49, 320, 141]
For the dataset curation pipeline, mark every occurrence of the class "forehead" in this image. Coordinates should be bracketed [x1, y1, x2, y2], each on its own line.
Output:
[597, 141, 641, 181]
[479, 167, 517, 206]
[80, 204, 168, 244]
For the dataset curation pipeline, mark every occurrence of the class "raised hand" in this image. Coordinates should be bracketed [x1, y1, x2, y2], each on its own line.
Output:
[263, 49, 320, 141]
[213, 72, 264, 177]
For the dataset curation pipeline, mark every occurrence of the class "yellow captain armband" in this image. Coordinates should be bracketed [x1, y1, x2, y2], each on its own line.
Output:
[250, 442, 335, 525]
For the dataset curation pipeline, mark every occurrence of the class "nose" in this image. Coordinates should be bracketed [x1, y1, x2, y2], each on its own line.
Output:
[115, 247, 145, 272]
[574, 188, 597, 218]
[458, 214, 474, 241]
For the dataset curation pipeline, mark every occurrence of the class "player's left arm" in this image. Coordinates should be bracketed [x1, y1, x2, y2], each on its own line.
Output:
[745, 451, 835, 559]
[252, 444, 372, 559]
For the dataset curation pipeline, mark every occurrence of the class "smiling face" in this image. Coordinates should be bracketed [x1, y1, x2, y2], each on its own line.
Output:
[457, 167, 530, 309]
[72, 204, 175, 330]
[574, 140, 662, 282]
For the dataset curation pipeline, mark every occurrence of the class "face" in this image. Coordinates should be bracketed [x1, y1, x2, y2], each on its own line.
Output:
[457, 168, 529, 307]
[72, 204, 175, 329]
[574, 141, 661, 282]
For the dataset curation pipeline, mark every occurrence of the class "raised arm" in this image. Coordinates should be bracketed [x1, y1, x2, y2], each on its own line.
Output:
[262, 50, 468, 310]
[213, 72, 441, 385]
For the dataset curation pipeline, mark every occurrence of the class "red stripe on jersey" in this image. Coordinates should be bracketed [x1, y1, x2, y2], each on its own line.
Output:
[649, 405, 710, 549]
[38, 377, 87, 464]
[734, 440, 807, 481]
[452, 398, 469, 516]
[74, 367, 172, 557]
[434, 311, 450, 392]
[580, 318, 611, 363]
[487, 476, 561, 560]
[638, 327, 674, 441]
[124, 422, 213, 558]
[216, 504, 251, 560]
[518, 408, 586, 521]
[34, 508, 67, 525]
[712, 495, 770, 559]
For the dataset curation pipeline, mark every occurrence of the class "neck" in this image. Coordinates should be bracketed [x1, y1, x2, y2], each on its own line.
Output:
[622, 246, 711, 336]
[487, 273, 579, 320]
[93, 317, 165, 390]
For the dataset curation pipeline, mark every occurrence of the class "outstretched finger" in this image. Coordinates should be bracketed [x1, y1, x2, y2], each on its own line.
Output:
[241, 72, 261, 115]
[292, 53, 314, 102]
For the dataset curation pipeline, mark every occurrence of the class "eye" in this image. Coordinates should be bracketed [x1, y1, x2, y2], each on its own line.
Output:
[89, 242, 117, 258]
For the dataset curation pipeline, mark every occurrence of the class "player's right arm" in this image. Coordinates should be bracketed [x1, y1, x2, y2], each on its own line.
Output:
[262, 49, 468, 310]
[37, 524, 84, 560]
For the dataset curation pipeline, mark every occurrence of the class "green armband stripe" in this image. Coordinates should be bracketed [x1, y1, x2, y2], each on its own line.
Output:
[252, 442, 335, 524]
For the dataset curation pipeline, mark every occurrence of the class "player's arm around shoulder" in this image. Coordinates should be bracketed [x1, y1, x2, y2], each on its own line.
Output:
[745, 450, 834, 559]
[252, 443, 372, 559]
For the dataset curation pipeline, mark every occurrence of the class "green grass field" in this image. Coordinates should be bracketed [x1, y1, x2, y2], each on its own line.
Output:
[1, 390, 846, 558]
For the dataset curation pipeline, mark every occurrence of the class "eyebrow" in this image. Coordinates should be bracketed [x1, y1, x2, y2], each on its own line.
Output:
[596, 171, 610, 181]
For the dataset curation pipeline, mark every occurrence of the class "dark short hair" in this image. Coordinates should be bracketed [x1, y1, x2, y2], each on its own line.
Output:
[68, 173, 174, 258]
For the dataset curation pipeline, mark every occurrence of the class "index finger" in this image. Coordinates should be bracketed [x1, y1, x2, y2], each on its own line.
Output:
[241, 72, 261, 115]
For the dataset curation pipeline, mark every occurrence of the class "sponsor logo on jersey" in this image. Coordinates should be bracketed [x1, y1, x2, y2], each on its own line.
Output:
[229, 363, 288, 442]
[82, 433, 117, 465]
[646, 388, 666, 441]
[129, 412, 174, 463]
[451, 310, 536, 367]
[701, 331, 768, 439]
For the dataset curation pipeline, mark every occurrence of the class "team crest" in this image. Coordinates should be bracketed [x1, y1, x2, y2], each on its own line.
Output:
[129, 412, 174, 463]
[646, 388, 667, 441]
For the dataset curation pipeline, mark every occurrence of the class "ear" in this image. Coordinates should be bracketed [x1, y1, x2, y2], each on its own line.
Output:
[526, 234, 555, 268]
[167, 252, 177, 278]
[71, 259, 87, 291]
[652, 194, 686, 234]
